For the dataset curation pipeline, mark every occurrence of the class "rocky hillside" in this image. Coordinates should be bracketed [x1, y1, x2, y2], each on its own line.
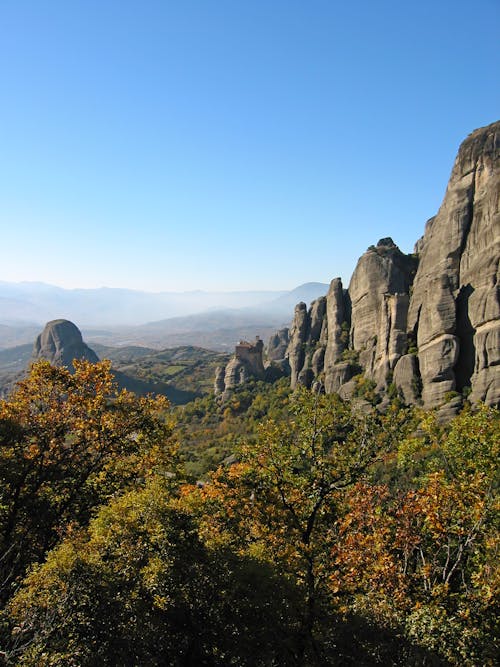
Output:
[278, 121, 499, 416]
[7, 320, 201, 405]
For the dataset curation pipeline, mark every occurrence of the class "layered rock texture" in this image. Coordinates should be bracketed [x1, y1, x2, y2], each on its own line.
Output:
[285, 121, 499, 413]
[32, 319, 99, 371]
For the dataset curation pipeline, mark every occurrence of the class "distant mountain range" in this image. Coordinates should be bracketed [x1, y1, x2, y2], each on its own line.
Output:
[0, 282, 329, 350]
[0, 281, 328, 327]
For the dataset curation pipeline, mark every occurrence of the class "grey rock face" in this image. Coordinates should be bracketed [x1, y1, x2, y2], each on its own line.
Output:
[373, 292, 411, 388]
[309, 297, 327, 344]
[393, 354, 420, 403]
[323, 278, 350, 393]
[266, 328, 289, 362]
[284, 240, 417, 399]
[297, 367, 315, 388]
[311, 346, 325, 377]
[469, 325, 500, 405]
[214, 366, 226, 395]
[32, 319, 99, 372]
[325, 361, 355, 394]
[223, 358, 247, 391]
[338, 378, 357, 401]
[287, 302, 310, 389]
[408, 121, 500, 408]
[286, 297, 327, 389]
[348, 239, 417, 389]
[215, 337, 266, 396]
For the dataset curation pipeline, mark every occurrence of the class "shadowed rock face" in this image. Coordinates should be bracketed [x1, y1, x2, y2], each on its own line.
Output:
[266, 328, 290, 362]
[287, 303, 309, 389]
[32, 319, 99, 371]
[324, 278, 349, 393]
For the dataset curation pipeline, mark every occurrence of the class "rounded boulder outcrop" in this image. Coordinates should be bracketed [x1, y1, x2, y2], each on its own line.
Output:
[32, 319, 99, 372]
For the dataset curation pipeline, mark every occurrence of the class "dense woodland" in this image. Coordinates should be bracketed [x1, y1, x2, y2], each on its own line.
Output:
[0, 360, 498, 665]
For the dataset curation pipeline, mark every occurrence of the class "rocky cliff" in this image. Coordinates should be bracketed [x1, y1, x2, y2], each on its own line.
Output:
[32, 319, 99, 371]
[214, 337, 266, 397]
[284, 121, 499, 414]
[407, 122, 500, 409]
[266, 328, 290, 362]
[287, 298, 327, 390]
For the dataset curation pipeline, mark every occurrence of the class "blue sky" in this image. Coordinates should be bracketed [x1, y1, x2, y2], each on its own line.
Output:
[0, 0, 498, 292]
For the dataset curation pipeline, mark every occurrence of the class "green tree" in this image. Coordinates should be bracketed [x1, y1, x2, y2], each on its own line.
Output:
[196, 390, 406, 662]
[6, 479, 302, 666]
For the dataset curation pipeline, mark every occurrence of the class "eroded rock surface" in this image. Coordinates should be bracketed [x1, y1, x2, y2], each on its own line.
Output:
[212, 121, 500, 414]
[349, 239, 417, 385]
[408, 121, 500, 407]
[286, 297, 327, 389]
[32, 319, 99, 371]
[215, 337, 266, 397]
[287, 302, 310, 389]
[266, 328, 290, 362]
[323, 278, 354, 394]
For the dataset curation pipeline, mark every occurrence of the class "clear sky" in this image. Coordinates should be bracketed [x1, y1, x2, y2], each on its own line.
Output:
[0, 0, 498, 292]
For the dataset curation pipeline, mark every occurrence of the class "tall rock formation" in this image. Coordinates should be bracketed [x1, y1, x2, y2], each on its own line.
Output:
[286, 240, 417, 399]
[214, 337, 266, 397]
[408, 121, 499, 408]
[32, 319, 99, 371]
[284, 121, 499, 413]
[323, 278, 351, 393]
[211, 121, 499, 414]
[287, 297, 327, 389]
[349, 238, 417, 389]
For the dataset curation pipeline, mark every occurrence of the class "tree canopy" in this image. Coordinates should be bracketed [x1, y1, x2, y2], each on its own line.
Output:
[0, 362, 498, 665]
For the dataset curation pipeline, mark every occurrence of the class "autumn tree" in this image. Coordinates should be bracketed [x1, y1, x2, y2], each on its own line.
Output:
[0, 360, 176, 605]
[331, 405, 499, 665]
[5, 478, 302, 666]
[195, 390, 410, 662]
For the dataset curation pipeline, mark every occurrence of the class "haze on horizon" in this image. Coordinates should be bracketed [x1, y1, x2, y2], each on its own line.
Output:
[1, 0, 499, 293]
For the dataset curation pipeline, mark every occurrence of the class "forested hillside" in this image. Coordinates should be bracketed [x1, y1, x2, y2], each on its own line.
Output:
[0, 360, 497, 665]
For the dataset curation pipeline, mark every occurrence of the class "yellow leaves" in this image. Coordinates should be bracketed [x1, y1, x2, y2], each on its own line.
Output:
[153, 594, 169, 610]
[25, 442, 40, 459]
[141, 555, 169, 595]
[327, 463, 499, 633]
[458, 606, 470, 620]
[0, 359, 179, 602]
